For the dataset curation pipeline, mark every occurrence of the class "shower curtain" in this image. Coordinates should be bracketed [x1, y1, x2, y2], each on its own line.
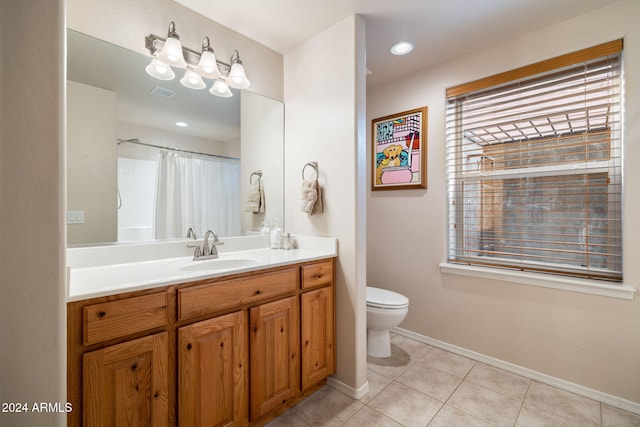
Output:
[154, 150, 241, 239]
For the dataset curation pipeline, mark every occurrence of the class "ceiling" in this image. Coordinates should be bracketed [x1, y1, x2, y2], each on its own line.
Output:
[176, 0, 621, 86]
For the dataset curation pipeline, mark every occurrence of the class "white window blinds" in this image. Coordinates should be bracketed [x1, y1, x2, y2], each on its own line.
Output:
[445, 40, 623, 281]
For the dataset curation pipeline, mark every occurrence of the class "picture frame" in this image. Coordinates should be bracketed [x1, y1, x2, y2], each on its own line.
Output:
[372, 106, 428, 191]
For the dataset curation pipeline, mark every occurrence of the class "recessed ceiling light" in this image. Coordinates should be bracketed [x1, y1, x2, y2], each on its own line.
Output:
[176, 121, 188, 127]
[389, 41, 415, 56]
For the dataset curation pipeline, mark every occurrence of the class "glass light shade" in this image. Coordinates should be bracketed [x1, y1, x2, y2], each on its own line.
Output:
[209, 79, 233, 97]
[145, 58, 175, 80]
[180, 69, 206, 90]
[156, 37, 187, 68]
[195, 50, 221, 79]
[227, 62, 250, 89]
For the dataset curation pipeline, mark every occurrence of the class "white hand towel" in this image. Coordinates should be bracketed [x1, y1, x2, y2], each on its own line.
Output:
[301, 179, 323, 215]
[312, 183, 323, 215]
[244, 181, 264, 213]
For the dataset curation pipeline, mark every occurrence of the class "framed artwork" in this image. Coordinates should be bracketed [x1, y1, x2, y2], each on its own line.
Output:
[372, 106, 428, 190]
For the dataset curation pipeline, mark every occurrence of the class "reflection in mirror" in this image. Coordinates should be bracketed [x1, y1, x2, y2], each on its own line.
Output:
[66, 29, 284, 246]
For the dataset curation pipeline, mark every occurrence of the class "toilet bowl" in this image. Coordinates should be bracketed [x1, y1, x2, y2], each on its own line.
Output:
[366, 286, 409, 358]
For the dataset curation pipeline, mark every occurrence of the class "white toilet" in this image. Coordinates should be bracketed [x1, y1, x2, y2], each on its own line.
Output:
[366, 286, 409, 358]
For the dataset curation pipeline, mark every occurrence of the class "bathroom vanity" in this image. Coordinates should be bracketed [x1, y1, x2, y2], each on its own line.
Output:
[66, 237, 336, 426]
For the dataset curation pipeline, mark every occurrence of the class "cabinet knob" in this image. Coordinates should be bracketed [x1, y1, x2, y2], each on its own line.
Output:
[97, 311, 106, 318]
[186, 343, 192, 350]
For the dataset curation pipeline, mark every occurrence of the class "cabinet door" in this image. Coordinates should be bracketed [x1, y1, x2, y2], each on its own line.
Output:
[178, 311, 248, 427]
[83, 332, 169, 427]
[301, 286, 335, 390]
[249, 296, 299, 420]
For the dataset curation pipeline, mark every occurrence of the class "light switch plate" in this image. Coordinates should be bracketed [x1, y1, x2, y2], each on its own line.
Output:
[67, 210, 85, 224]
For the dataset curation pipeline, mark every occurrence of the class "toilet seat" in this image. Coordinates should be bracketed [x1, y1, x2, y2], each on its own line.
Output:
[366, 286, 409, 309]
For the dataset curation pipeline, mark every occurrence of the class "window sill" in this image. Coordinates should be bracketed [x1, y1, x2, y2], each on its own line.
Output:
[439, 263, 636, 300]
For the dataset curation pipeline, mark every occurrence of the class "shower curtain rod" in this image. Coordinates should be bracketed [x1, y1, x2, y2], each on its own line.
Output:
[116, 138, 240, 161]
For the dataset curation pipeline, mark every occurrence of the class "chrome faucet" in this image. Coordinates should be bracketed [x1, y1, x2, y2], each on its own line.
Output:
[186, 227, 197, 239]
[192, 229, 224, 261]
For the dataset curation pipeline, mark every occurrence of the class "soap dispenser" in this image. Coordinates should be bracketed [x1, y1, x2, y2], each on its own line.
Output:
[270, 218, 283, 249]
[260, 218, 271, 235]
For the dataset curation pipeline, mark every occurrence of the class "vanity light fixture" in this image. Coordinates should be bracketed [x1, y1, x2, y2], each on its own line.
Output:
[155, 22, 187, 68]
[144, 22, 250, 98]
[389, 40, 415, 56]
[209, 79, 233, 97]
[145, 58, 176, 80]
[180, 69, 206, 90]
[194, 37, 222, 80]
[227, 50, 251, 89]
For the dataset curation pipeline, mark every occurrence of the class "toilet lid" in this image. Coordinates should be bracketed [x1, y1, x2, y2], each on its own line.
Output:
[366, 286, 409, 309]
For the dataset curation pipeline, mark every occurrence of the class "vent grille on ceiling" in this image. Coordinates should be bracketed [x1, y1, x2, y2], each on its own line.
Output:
[150, 86, 175, 98]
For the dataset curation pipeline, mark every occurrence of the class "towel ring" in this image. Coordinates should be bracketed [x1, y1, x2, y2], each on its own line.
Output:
[302, 162, 318, 180]
[250, 170, 262, 185]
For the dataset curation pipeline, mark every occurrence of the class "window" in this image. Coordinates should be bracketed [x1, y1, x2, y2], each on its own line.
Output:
[445, 40, 623, 281]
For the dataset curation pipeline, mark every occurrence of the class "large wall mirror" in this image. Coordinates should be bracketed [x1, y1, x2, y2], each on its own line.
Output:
[67, 29, 284, 246]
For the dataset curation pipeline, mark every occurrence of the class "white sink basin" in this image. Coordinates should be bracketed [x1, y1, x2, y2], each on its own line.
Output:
[179, 258, 260, 272]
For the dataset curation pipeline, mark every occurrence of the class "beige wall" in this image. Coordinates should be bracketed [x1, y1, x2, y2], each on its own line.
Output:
[367, 0, 640, 404]
[241, 91, 284, 233]
[0, 0, 66, 425]
[67, 81, 118, 244]
[284, 15, 368, 395]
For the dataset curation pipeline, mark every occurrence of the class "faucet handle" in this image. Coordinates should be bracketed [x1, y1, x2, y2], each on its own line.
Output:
[192, 246, 202, 260]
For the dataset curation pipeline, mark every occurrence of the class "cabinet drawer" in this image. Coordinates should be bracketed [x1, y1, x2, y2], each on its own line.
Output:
[301, 259, 334, 289]
[83, 292, 168, 346]
[178, 268, 297, 321]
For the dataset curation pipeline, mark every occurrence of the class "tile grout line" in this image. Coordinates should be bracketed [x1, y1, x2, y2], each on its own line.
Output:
[513, 378, 533, 426]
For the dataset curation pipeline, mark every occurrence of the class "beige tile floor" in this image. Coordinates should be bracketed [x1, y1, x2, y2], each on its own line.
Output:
[267, 333, 640, 426]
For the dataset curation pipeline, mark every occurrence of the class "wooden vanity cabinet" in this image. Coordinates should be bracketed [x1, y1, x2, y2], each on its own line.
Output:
[300, 259, 336, 391]
[83, 332, 169, 427]
[301, 286, 334, 391]
[249, 296, 299, 419]
[178, 311, 248, 426]
[67, 257, 335, 427]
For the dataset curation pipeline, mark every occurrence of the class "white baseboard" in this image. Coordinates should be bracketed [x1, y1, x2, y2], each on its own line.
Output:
[393, 327, 640, 416]
[327, 376, 370, 400]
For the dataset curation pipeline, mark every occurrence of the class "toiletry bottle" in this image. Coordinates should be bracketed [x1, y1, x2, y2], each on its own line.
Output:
[270, 218, 282, 249]
[283, 233, 294, 250]
[260, 218, 271, 235]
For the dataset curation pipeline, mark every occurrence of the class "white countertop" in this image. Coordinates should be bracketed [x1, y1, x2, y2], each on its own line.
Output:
[67, 235, 337, 302]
